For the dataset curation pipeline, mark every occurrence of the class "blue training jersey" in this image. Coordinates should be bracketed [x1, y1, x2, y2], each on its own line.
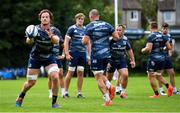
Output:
[110, 35, 131, 62]
[162, 33, 172, 56]
[147, 32, 169, 61]
[52, 35, 64, 58]
[26, 25, 62, 60]
[85, 20, 115, 59]
[66, 25, 86, 52]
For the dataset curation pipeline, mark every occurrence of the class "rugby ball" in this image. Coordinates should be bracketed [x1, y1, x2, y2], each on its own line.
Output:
[25, 25, 38, 37]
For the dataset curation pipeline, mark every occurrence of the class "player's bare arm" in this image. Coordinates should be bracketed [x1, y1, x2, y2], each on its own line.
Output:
[141, 43, 152, 54]
[64, 35, 73, 60]
[127, 49, 136, 68]
[112, 31, 120, 41]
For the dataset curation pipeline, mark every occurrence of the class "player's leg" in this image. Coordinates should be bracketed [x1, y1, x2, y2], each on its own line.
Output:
[106, 63, 114, 82]
[59, 68, 65, 97]
[16, 68, 40, 107]
[46, 63, 60, 108]
[147, 59, 160, 98]
[48, 75, 53, 98]
[154, 60, 173, 97]
[156, 70, 166, 96]
[64, 52, 77, 98]
[56, 59, 65, 97]
[16, 58, 40, 107]
[147, 71, 160, 98]
[118, 68, 128, 99]
[166, 68, 180, 94]
[91, 58, 115, 106]
[76, 52, 86, 98]
[93, 71, 112, 106]
[76, 66, 85, 98]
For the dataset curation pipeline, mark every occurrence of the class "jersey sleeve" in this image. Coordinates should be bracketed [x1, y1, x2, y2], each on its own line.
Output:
[147, 34, 154, 43]
[107, 23, 115, 35]
[53, 27, 64, 45]
[66, 26, 73, 37]
[84, 24, 92, 37]
[163, 35, 169, 43]
[126, 39, 132, 50]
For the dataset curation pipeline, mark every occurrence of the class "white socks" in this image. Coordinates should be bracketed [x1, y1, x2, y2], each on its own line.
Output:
[173, 87, 177, 92]
[105, 80, 111, 89]
[159, 87, 165, 92]
[61, 88, 65, 96]
[103, 93, 110, 102]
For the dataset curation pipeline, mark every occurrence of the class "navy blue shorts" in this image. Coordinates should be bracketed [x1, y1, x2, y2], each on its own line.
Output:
[91, 58, 110, 71]
[147, 58, 165, 72]
[28, 56, 57, 69]
[107, 60, 127, 73]
[68, 51, 87, 67]
[56, 59, 63, 68]
[164, 56, 173, 69]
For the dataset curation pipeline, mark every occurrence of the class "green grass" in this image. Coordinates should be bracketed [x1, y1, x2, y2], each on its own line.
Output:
[0, 73, 180, 112]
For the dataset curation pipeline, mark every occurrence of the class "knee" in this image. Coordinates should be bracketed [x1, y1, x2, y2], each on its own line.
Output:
[122, 73, 128, 80]
[123, 75, 128, 81]
[51, 72, 59, 80]
[78, 73, 84, 78]
[27, 80, 36, 87]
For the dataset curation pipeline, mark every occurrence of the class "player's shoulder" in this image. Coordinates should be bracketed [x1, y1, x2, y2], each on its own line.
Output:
[68, 24, 77, 30]
[167, 33, 171, 37]
[122, 35, 128, 40]
[35, 25, 41, 30]
[149, 32, 161, 38]
[50, 26, 60, 32]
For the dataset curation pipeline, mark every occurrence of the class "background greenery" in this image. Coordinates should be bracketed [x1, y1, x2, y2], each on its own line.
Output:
[0, 0, 180, 71]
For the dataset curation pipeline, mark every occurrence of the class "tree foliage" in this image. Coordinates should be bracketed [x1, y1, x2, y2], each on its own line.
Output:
[0, 0, 115, 68]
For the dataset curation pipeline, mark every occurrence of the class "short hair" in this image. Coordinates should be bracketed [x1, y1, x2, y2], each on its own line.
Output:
[117, 24, 126, 30]
[162, 23, 169, 28]
[150, 21, 158, 29]
[38, 9, 53, 20]
[75, 13, 85, 19]
[89, 9, 99, 17]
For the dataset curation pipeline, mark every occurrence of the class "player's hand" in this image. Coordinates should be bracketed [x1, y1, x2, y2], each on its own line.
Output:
[130, 61, 136, 68]
[107, 63, 112, 68]
[66, 54, 73, 60]
[58, 55, 65, 60]
[88, 59, 91, 65]
[45, 29, 54, 39]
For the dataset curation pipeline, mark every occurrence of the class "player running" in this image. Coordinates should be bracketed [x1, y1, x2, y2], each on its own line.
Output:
[158, 23, 180, 95]
[16, 9, 62, 108]
[106, 24, 136, 99]
[82, 9, 120, 106]
[141, 22, 173, 98]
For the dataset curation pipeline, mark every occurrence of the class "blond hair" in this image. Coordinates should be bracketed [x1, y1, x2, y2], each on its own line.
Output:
[75, 13, 85, 19]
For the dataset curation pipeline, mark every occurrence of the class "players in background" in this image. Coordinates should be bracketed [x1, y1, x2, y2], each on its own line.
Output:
[16, 9, 62, 108]
[82, 9, 120, 106]
[158, 23, 180, 95]
[141, 21, 173, 98]
[106, 24, 135, 99]
[48, 35, 65, 98]
[64, 13, 91, 98]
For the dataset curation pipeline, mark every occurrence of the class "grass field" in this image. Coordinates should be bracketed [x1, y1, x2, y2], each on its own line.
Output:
[0, 73, 180, 112]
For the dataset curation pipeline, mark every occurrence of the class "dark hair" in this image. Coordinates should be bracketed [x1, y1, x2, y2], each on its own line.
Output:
[150, 21, 158, 29]
[38, 9, 53, 21]
[162, 23, 169, 28]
